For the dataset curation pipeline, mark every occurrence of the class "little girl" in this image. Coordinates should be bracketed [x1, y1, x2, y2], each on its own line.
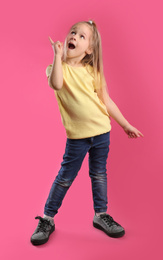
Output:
[31, 20, 143, 246]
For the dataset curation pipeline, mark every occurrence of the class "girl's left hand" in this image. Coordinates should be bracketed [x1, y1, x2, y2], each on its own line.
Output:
[123, 124, 144, 139]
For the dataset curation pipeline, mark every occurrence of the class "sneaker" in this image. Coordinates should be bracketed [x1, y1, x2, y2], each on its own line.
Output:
[93, 213, 125, 238]
[31, 216, 55, 245]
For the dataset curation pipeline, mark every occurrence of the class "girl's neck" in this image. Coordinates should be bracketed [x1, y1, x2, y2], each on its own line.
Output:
[65, 58, 83, 67]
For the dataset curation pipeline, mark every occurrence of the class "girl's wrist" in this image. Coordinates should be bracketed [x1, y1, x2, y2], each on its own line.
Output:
[52, 53, 62, 64]
[55, 53, 62, 58]
[122, 122, 130, 130]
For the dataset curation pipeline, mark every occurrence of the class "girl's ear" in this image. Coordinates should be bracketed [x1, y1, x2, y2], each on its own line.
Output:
[86, 46, 93, 55]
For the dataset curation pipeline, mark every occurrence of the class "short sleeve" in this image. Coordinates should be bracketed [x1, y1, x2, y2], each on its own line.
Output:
[45, 64, 52, 78]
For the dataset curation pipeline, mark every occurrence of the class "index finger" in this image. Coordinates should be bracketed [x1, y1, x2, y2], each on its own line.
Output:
[137, 131, 144, 137]
[49, 36, 54, 44]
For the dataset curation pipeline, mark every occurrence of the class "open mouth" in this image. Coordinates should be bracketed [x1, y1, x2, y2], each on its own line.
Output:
[68, 43, 76, 49]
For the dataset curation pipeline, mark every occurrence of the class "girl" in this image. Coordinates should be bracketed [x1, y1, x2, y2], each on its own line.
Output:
[31, 20, 143, 246]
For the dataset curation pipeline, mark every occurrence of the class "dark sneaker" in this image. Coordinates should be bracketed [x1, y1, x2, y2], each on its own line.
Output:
[31, 216, 55, 245]
[93, 213, 125, 238]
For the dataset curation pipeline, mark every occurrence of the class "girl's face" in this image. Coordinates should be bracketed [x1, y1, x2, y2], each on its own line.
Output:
[65, 23, 93, 62]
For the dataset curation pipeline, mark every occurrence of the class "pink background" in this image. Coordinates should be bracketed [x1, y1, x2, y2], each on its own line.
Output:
[0, 0, 163, 259]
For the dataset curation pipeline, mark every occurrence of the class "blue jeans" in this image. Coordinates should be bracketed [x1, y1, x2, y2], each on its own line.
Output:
[44, 131, 110, 217]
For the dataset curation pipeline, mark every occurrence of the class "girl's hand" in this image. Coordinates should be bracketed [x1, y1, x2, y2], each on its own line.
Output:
[49, 36, 63, 57]
[123, 124, 144, 139]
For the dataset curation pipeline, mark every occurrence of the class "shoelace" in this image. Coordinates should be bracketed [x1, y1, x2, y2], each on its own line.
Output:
[35, 216, 51, 233]
[100, 214, 120, 227]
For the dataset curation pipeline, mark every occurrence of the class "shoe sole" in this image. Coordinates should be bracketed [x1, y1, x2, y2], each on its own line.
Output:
[93, 222, 125, 238]
[31, 226, 55, 246]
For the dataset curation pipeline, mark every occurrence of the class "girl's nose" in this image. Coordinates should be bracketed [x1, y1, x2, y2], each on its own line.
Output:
[70, 36, 76, 41]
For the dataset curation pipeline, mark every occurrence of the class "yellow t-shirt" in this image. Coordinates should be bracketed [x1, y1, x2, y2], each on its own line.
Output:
[46, 62, 111, 139]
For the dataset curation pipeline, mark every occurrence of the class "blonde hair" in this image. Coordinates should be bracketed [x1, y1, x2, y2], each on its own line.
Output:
[63, 20, 106, 91]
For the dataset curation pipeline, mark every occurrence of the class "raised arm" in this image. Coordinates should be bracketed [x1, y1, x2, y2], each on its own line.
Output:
[97, 85, 144, 139]
[48, 37, 63, 90]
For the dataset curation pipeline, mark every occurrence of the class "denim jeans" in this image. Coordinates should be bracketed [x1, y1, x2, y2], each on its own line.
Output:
[44, 131, 110, 217]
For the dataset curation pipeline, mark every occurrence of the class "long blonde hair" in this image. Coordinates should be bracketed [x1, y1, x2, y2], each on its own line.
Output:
[63, 20, 106, 91]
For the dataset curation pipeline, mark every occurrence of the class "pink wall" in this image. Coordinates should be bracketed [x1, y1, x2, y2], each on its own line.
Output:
[0, 0, 162, 259]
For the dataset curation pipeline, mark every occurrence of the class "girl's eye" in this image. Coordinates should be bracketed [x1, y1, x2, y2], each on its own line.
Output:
[81, 35, 85, 39]
[71, 31, 76, 35]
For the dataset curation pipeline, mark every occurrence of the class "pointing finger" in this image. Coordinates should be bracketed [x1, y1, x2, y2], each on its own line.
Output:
[49, 36, 54, 44]
[137, 131, 144, 137]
